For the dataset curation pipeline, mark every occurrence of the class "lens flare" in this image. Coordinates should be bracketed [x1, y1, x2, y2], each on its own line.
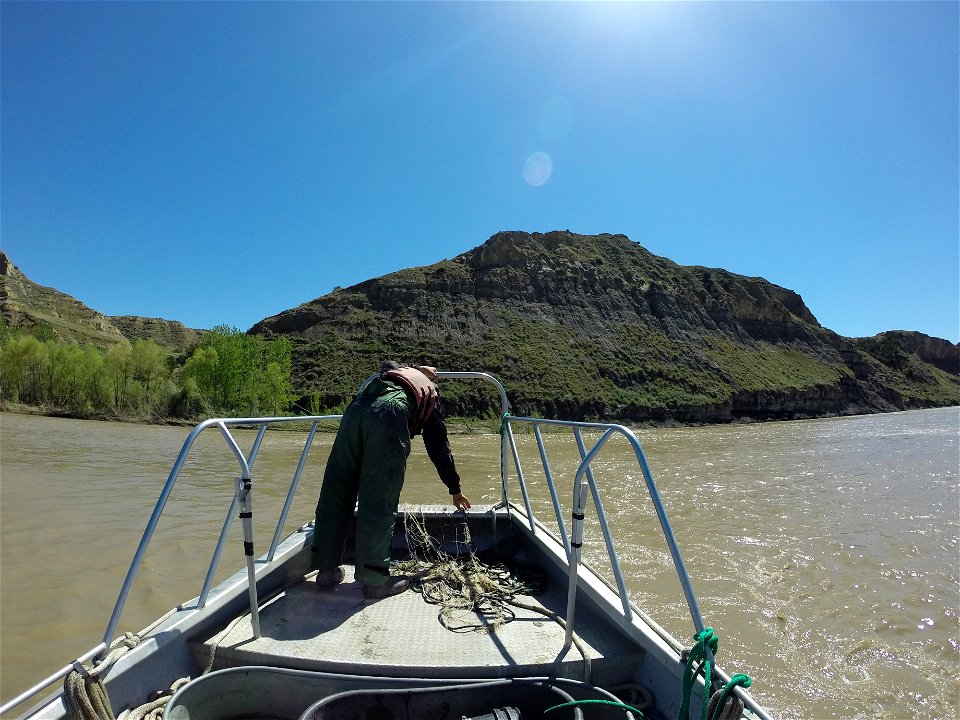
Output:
[523, 151, 553, 187]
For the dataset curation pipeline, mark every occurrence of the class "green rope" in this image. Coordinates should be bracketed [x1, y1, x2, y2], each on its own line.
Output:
[677, 627, 719, 720]
[499, 411, 512, 436]
[543, 698, 645, 717]
[707, 674, 752, 720]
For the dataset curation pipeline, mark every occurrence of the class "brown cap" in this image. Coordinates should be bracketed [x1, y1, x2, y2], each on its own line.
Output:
[415, 365, 438, 381]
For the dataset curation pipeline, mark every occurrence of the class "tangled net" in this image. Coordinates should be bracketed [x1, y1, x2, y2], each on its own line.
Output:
[394, 512, 548, 633]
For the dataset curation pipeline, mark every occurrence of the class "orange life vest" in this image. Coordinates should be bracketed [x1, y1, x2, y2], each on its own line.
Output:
[381, 367, 437, 430]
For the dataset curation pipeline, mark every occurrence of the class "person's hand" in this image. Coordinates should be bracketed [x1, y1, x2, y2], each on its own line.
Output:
[451, 493, 471, 511]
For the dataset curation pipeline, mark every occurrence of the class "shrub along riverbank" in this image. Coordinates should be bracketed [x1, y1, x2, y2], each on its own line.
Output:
[0, 322, 299, 423]
[0, 321, 505, 432]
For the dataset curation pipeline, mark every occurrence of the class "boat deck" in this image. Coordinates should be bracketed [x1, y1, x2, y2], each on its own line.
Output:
[196, 565, 644, 687]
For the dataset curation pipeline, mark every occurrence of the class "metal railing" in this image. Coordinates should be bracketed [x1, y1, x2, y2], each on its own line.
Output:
[103, 415, 339, 648]
[502, 418, 705, 639]
[2, 370, 749, 718]
[454, 372, 767, 720]
[0, 414, 338, 717]
[435, 372, 705, 639]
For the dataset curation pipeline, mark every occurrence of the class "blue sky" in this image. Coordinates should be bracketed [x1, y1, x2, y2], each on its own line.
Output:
[2, 1, 957, 343]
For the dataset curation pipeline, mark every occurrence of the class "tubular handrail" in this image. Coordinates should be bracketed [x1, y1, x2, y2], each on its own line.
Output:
[574, 427, 634, 619]
[498, 414, 742, 713]
[1, 414, 340, 717]
[440, 380, 739, 713]
[500, 415, 707, 637]
[269, 421, 322, 560]
[0, 415, 343, 717]
[434, 373, 708, 649]
[2, 371, 731, 718]
[98, 414, 341, 658]
[0, 643, 108, 716]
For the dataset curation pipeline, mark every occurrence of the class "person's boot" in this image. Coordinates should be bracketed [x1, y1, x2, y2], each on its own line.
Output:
[315, 567, 345, 590]
[363, 575, 410, 600]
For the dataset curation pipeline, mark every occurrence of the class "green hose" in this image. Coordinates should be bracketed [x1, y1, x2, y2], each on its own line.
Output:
[543, 698, 646, 717]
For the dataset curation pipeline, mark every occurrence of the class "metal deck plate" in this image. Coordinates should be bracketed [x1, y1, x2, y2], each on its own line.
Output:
[198, 567, 643, 684]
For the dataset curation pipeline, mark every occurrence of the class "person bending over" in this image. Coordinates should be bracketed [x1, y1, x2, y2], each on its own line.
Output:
[310, 361, 470, 599]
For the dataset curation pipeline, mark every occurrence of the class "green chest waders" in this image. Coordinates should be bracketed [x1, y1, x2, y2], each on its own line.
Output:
[311, 381, 412, 585]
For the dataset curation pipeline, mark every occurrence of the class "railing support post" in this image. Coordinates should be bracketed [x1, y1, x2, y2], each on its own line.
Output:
[236, 475, 261, 639]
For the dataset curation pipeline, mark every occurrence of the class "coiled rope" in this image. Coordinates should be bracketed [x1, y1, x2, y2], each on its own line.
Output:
[398, 513, 545, 632]
[63, 592, 264, 720]
[705, 674, 752, 720]
[397, 512, 594, 681]
[676, 628, 752, 720]
[115, 677, 191, 720]
[64, 607, 192, 720]
[64, 632, 139, 720]
[65, 584, 287, 720]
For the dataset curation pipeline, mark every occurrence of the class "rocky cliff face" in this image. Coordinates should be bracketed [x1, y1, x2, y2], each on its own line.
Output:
[251, 231, 959, 422]
[108, 316, 205, 355]
[255, 231, 821, 346]
[3, 235, 955, 424]
[0, 251, 128, 347]
[0, 251, 204, 352]
[855, 330, 958, 374]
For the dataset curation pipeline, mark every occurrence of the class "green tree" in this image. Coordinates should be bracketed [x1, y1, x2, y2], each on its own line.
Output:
[130, 339, 170, 415]
[181, 345, 219, 404]
[0, 334, 48, 404]
[180, 327, 293, 417]
[47, 341, 87, 410]
[104, 343, 133, 412]
[257, 360, 290, 416]
[83, 345, 113, 411]
[247, 336, 293, 415]
[0, 317, 13, 346]
[207, 325, 247, 411]
[31, 323, 57, 343]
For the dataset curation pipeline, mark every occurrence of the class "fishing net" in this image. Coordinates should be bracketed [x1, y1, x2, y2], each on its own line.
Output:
[394, 512, 549, 633]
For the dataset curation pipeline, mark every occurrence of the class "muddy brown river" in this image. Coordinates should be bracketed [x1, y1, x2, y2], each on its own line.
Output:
[1, 408, 957, 719]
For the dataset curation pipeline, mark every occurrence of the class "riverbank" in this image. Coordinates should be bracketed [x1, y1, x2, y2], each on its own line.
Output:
[0, 400, 784, 434]
[0, 401, 497, 433]
[4, 399, 951, 435]
[0, 401, 198, 427]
